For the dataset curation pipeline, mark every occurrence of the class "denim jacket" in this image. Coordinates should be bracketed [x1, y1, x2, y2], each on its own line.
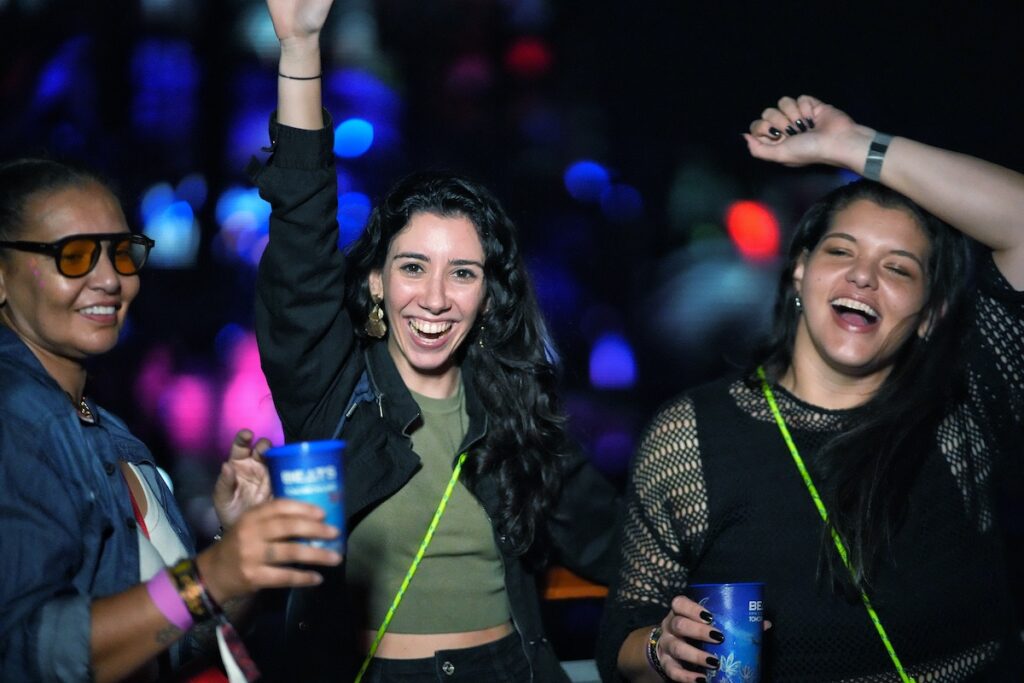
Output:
[0, 325, 195, 681]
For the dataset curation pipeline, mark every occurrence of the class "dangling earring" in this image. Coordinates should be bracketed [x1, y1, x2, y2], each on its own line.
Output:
[794, 294, 802, 311]
[365, 298, 387, 338]
[477, 324, 486, 348]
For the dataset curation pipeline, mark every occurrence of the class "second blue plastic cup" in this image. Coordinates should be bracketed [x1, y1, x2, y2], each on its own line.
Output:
[687, 582, 764, 682]
[264, 440, 345, 553]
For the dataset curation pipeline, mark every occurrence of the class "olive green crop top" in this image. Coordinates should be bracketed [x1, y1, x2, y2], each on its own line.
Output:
[344, 382, 510, 633]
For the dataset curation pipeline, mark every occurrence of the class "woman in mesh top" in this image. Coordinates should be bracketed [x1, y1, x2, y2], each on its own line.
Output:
[599, 94, 1024, 682]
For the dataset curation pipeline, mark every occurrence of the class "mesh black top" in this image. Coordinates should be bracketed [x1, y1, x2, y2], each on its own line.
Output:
[598, 256, 1024, 682]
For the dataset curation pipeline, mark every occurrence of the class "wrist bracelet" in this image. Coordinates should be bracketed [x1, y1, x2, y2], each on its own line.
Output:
[863, 131, 893, 181]
[168, 557, 215, 623]
[146, 568, 194, 631]
[646, 626, 670, 680]
[278, 72, 322, 80]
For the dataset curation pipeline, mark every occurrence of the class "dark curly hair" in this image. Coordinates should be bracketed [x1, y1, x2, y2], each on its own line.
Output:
[344, 170, 573, 560]
[751, 179, 971, 590]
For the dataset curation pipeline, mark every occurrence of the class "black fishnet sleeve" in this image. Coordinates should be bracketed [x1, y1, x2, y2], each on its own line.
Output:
[970, 256, 1024, 444]
[597, 395, 710, 681]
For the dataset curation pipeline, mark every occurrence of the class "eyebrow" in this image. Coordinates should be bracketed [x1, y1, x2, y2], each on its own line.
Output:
[392, 252, 484, 268]
[822, 232, 926, 269]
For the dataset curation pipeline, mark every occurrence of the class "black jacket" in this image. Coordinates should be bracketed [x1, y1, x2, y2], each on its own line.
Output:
[251, 116, 620, 682]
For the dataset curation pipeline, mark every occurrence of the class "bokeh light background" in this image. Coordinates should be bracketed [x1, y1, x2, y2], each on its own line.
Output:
[2, 0, 1023, 663]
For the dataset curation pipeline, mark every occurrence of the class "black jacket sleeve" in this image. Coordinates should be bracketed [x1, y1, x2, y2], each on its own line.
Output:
[252, 113, 362, 442]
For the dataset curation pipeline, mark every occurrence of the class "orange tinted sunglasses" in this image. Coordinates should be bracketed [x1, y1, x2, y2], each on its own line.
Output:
[0, 232, 155, 278]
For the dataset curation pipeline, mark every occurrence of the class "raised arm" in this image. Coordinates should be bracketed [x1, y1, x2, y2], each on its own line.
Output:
[255, 0, 360, 441]
[744, 94, 1024, 289]
[268, 0, 334, 129]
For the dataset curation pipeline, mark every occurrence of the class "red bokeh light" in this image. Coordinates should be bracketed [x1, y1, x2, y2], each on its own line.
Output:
[725, 200, 780, 261]
[504, 37, 552, 79]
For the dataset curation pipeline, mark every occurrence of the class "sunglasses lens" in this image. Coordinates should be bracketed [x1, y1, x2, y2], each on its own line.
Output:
[113, 237, 146, 275]
[58, 238, 100, 277]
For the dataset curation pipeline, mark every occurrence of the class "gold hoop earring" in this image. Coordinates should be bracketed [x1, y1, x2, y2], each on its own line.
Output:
[365, 299, 387, 338]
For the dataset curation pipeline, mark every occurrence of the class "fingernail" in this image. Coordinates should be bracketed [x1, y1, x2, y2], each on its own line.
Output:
[795, 118, 807, 132]
[706, 655, 720, 669]
[709, 629, 725, 643]
[785, 125, 798, 136]
[696, 678, 707, 683]
[768, 127, 782, 138]
[807, 117, 815, 129]
[699, 610, 714, 624]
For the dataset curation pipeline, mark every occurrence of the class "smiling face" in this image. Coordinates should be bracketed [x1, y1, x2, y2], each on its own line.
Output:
[368, 211, 487, 397]
[792, 198, 932, 381]
[0, 182, 138, 385]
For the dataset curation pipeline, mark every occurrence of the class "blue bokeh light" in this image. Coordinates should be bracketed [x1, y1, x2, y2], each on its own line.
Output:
[144, 200, 199, 268]
[589, 333, 637, 389]
[334, 118, 375, 158]
[214, 186, 271, 266]
[176, 173, 208, 211]
[338, 191, 372, 247]
[130, 39, 199, 139]
[564, 160, 611, 203]
[600, 183, 644, 222]
[33, 36, 90, 108]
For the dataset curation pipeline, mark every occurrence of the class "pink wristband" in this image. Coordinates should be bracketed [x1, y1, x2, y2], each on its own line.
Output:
[146, 568, 194, 631]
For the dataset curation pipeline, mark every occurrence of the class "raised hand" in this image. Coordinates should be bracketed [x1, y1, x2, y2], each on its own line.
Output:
[266, 0, 335, 44]
[213, 429, 273, 530]
[197, 498, 342, 604]
[743, 94, 872, 170]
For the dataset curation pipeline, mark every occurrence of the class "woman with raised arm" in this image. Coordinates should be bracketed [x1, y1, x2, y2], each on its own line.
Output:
[252, 1, 619, 681]
[598, 95, 1023, 682]
[0, 159, 342, 683]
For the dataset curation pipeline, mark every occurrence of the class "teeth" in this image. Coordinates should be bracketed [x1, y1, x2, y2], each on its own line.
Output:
[831, 297, 879, 319]
[410, 319, 452, 335]
[80, 306, 116, 315]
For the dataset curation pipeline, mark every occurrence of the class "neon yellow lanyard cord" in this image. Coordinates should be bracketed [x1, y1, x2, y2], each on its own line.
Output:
[756, 366, 915, 683]
[353, 450, 469, 683]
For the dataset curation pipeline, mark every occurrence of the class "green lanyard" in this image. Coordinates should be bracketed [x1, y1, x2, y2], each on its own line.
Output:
[353, 451, 469, 683]
[756, 366, 915, 683]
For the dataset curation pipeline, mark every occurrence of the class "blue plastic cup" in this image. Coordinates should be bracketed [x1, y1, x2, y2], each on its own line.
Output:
[688, 582, 764, 682]
[264, 440, 345, 553]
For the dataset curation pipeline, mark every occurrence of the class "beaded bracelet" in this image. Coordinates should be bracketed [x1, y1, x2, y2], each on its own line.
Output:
[646, 626, 670, 680]
[168, 557, 215, 623]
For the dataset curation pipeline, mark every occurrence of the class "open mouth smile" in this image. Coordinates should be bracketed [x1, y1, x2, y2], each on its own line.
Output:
[409, 318, 454, 341]
[830, 297, 879, 327]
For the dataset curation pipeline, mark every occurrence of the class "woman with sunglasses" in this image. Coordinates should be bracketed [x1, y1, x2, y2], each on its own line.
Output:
[598, 95, 1024, 682]
[0, 158, 343, 682]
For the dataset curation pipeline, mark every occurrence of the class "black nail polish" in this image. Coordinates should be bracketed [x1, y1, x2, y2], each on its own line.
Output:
[785, 125, 798, 136]
[768, 127, 781, 138]
[709, 629, 725, 643]
[706, 655, 720, 668]
[795, 118, 807, 132]
[699, 610, 714, 624]
[807, 117, 815, 129]
[696, 678, 707, 683]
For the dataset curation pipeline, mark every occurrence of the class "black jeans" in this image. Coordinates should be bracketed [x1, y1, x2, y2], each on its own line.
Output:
[361, 632, 531, 682]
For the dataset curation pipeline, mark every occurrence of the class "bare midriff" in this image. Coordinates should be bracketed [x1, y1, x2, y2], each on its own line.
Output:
[364, 621, 514, 659]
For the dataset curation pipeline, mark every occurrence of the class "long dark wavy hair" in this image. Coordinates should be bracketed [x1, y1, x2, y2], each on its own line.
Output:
[0, 158, 110, 243]
[345, 171, 573, 560]
[751, 179, 971, 590]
